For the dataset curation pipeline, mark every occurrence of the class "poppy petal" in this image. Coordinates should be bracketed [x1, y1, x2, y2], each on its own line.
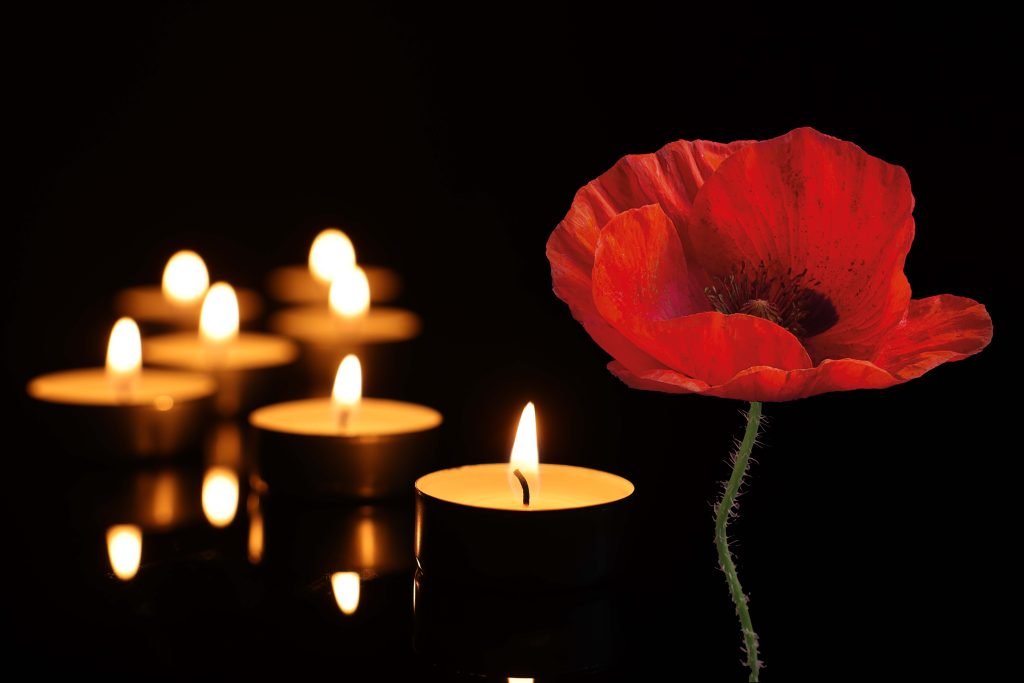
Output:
[688, 127, 914, 362]
[547, 138, 751, 349]
[610, 357, 898, 401]
[595, 300, 813, 386]
[608, 360, 710, 394]
[708, 359, 899, 401]
[874, 294, 993, 379]
[592, 204, 700, 327]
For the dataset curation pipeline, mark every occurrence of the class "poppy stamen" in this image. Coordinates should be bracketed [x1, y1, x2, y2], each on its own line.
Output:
[705, 263, 838, 339]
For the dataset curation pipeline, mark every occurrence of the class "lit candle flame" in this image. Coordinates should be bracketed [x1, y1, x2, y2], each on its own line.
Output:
[106, 317, 142, 395]
[199, 282, 240, 343]
[332, 354, 362, 427]
[331, 571, 361, 615]
[309, 228, 356, 285]
[508, 679, 534, 683]
[509, 402, 539, 503]
[202, 466, 240, 528]
[162, 250, 209, 304]
[328, 266, 370, 318]
[106, 524, 142, 581]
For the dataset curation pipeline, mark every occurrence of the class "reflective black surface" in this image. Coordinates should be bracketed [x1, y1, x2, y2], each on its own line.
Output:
[5, 5, 1013, 679]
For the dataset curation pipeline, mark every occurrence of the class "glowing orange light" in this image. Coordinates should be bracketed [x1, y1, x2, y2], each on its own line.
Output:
[106, 525, 142, 581]
[202, 466, 239, 528]
[106, 317, 142, 378]
[328, 266, 370, 318]
[332, 354, 362, 410]
[199, 282, 239, 343]
[331, 572, 361, 615]
[162, 250, 209, 304]
[309, 228, 356, 284]
[508, 402, 539, 501]
[247, 493, 264, 565]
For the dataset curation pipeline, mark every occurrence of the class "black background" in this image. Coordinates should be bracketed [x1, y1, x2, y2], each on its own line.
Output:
[4, 5, 1016, 680]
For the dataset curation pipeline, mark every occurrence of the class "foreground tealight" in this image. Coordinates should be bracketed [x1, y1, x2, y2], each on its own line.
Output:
[415, 403, 633, 586]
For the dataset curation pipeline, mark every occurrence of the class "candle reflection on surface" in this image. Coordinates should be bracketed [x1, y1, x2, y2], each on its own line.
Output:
[331, 571, 361, 615]
[150, 470, 180, 528]
[202, 467, 240, 528]
[247, 493, 264, 565]
[106, 524, 142, 581]
[206, 422, 244, 469]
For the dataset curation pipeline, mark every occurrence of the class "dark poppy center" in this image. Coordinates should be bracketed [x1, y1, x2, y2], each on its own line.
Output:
[704, 262, 839, 339]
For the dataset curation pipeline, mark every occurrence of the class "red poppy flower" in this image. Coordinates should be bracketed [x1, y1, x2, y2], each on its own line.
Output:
[547, 127, 992, 401]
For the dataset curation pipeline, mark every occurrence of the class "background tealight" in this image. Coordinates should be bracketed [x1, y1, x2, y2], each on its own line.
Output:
[270, 265, 420, 396]
[116, 250, 263, 330]
[266, 227, 402, 305]
[27, 317, 216, 459]
[251, 354, 441, 499]
[144, 283, 298, 416]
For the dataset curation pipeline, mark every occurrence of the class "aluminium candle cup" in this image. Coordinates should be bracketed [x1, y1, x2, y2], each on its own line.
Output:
[251, 398, 442, 499]
[26, 369, 216, 460]
[266, 264, 402, 305]
[115, 285, 263, 331]
[413, 570, 613, 677]
[415, 464, 634, 588]
[260, 499, 413, 581]
[268, 307, 421, 396]
[143, 333, 299, 417]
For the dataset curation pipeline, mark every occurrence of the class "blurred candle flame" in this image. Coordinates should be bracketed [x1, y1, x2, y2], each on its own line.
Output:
[328, 266, 370, 318]
[202, 466, 240, 528]
[106, 318, 142, 392]
[309, 228, 356, 285]
[332, 354, 362, 413]
[162, 250, 209, 304]
[199, 282, 240, 343]
[331, 572, 361, 615]
[509, 402, 539, 500]
[106, 524, 142, 581]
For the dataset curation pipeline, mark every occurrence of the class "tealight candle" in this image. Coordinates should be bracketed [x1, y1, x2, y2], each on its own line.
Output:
[115, 250, 263, 330]
[27, 317, 216, 459]
[250, 354, 442, 498]
[144, 282, 298, 416]
[269, 264, 421, 394]
[415, 403, 634, 587]
[266, 227, 402, 305]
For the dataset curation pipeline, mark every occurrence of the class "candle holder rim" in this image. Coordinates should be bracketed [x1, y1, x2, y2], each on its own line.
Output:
[415, 463, 635, 513]
[250, 397, 443, 439]
[26, 367, 218, 406]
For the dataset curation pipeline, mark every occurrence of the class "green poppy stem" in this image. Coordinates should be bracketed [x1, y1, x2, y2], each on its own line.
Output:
[715, 400, 763, 681]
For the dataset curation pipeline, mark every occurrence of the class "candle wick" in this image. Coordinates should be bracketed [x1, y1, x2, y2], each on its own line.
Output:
[512, 468, 530, 506]
[338, 407, 350, 432]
